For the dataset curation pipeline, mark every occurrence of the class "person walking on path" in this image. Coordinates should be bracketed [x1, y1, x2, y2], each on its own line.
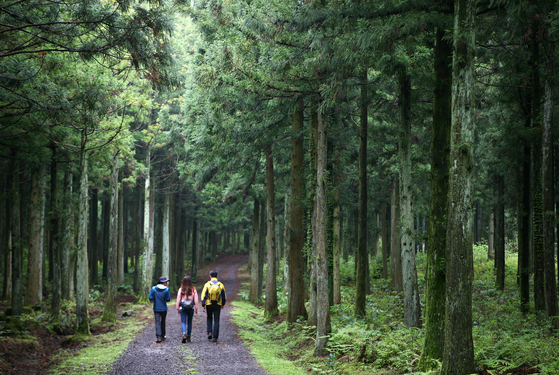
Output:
[149, 276, 171, 343]
[201, 270, 227, 342]
[176, 275, 199, 343]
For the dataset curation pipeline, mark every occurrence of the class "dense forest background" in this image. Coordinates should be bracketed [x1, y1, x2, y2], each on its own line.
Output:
[1, 0, 559, 373]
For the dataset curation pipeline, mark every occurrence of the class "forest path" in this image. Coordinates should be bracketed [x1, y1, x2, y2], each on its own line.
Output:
[108, 254, 268, 375]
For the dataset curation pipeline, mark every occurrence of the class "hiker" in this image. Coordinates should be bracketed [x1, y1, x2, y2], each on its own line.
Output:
[148, 276, 171, 343]
[201, 270, 227, 342]
[176, 275, 199, 343]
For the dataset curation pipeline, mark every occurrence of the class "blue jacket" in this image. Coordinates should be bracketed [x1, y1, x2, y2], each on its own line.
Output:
[148, 284, 171, 312]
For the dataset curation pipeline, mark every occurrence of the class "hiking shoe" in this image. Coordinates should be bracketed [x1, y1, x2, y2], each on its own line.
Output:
[212, 337, 217, 342]
[156, 336, 161, 343]
[182, 334, 187, 344]
[208, 333, 212, 340]
[186, 336, 191, 342]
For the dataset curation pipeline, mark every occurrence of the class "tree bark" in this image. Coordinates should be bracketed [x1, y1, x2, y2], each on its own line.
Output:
[258, 200, 266, 300]
[398, 66, 421, 328]
[140, 146, 155, 303]
[488, 209, 494, 261]
[76, 147, 90, 334]
[333, 188, 342, 304]
[355, 72, 368, 317]
[117, 179, 124, 284]
[390, 177, 402, 292]
[442, 0, 475, 370]
[420, 19, 452, 368]
[287, 99, 308, 322]
[265, 146, 279, 317]
[61, 161, 74, 300]
[308, 99, 318, 327]
[11, 156, 22, 317]
[541, 45, 558, 327]
[191, 218, 198, 282]
[314, 111, 331, 356]
[26, 164, 46, 306]
[250, 197, 260, 303]
[90, 188, 99, 286]
[102, 154, 119, 322]
[495, 176, 505, 291]
[381, 201, 388, 279]
[283, 185, 291, 298]
[162, 191, 171, 282]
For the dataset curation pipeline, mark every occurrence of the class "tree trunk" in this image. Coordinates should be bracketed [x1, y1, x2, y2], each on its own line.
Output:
[2, 161, 12, 302]
[101, 195, 109, 281]
[381, 201, 388, 279]
[250, 198, 260, 303]
[308, 99, 319, 327]
[355, 72, 368, 317]
[117, 179, 124, 284]
[61, 161, 74, 300]
[11, 156, 22, 317]
[191, 218, 198, 282]
[541, 46, 558, 327]
[76, 147, 90, 334]
[102, 154, 119, 322]
[258, 200, 266, 300]
[90, 188, 99, 286]
[162, 191, 171, 282]
[265, 146, 279, 317]
[442, 0, 475, 370]
[314, 111, 331, 356]
[420, 19, 452, 368]
[140, 147, 155, 303]
[133, 185, 141, 293]
[488, 209, 494, 261]
[398, 66, 421, 328]
[26, 164, 46, 306]
[495, 176, 505, 291]
[519, 98, 532, 313]
[333, 188, 342, 304]
[288, 99, 308, 322]
[390, 177, 402, 292]
[283, 185, 291, 298]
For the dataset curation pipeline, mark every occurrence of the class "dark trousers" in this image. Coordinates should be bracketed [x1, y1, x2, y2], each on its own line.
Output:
[206, 304, 221, 339]
[154, 311, 167, 338]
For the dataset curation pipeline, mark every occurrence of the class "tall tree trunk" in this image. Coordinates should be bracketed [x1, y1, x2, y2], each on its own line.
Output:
[117, 179, 124, 284]
[283, 185, 291, 298]
[11, 156, 22, 317]
[398, 66, 421, 328]
[26, 164, 46, 306]
[102, 154, 119, 322]
[288, 99, 308, 322]
[488, 209, 494, 261]
[355, 72, 368, 317]
[50, 146, 62, 319]
[133, 185, 141, 293]
[308, 99, 319, 326]
[162, 191, 171, 282]
[191, 218, 198, 281]
[140, 147, 155, 303]
[519, 98, 532, 313]
[495, 176, 505, 291]
[250, 198, 260, 303]
[420, 18, 452, 368]
[76, 147, 90, 334]
[258, 201, 266, 300]
[314, 111, 331, 356]
[541, 43, 558, 327]
[61, 161, 73, 300]
[442, 0, 475, 370]
[381, 201, 388, 279]
[390, 177, 402, 292]
[101, 196, 109, 280]
[265, 146, 279, 317]
[90, 188, 99, 286]
[531, 17, 545, 313]
[333, 188, 342, 304]
[2, 160, 12, 302]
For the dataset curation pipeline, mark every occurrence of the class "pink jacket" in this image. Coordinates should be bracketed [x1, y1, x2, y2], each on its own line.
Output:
[176, 287, 199, 312]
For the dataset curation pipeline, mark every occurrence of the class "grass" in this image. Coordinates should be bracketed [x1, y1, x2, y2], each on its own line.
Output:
[231, 244, 559, 374]
[46, 301, 153, 375]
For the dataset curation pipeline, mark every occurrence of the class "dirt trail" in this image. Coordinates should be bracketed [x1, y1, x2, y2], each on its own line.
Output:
[108, 254, 268, 375]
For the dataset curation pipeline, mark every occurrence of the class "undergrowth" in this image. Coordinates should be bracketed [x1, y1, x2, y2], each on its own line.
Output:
[233, 244, 559, 374]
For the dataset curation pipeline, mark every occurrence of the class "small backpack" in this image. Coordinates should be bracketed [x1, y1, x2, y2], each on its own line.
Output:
[180, 298, 194, 310]
[208, 280, 222, 303]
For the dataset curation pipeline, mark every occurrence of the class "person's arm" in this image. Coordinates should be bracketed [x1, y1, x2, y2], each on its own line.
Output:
[148, 287, 154, 302]
[221, 283, 227, 308]
[165, 289, 171, 303]
[176, 288, 182, 313]
[201, 283, 208, 310]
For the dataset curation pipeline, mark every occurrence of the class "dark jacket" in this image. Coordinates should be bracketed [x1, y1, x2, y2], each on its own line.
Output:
[148, 284, 171, 311]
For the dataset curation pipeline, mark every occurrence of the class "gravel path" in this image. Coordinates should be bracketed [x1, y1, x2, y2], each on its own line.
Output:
[108, 254, 268, 375]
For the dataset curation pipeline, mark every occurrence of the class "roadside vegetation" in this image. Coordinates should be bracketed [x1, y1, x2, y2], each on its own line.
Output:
[232, 244, 559, 375]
